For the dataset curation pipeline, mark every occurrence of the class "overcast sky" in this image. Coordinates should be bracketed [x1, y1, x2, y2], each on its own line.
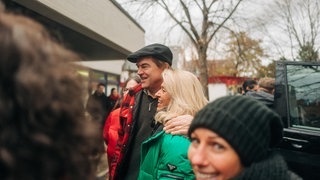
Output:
[117, 0, 319, 64]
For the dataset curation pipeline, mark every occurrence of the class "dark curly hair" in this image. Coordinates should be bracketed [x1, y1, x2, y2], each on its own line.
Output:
[0, 7, 101, 180]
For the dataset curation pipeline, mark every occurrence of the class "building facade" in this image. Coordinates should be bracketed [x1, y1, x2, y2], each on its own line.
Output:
[5, 0, 145, 95]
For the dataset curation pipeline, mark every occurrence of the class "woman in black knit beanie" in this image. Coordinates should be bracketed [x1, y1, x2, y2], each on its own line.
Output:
[188, 96, 301, 180]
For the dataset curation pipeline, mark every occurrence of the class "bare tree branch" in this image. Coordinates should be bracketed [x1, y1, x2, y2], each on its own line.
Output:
[178, 0, 200, 45]
[208, 0, 243, 43]
[117, 0, 245, 98]
[156, 0, 198, 46]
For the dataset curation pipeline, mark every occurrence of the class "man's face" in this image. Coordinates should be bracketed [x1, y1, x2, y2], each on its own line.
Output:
[136, 57, 164, 92]
[97, 85, 105, 94]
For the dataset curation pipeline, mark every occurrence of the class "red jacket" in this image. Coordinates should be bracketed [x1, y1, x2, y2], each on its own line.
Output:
[103, 84, 142, 180]
[103, 108, 121, 179]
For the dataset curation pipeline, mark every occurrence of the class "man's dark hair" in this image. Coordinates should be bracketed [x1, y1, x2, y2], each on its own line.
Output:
[242, 79, 258, 93]
[97, 82, 105, 87]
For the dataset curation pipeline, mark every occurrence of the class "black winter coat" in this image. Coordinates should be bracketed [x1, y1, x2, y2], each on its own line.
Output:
[235, 152, 302, 180]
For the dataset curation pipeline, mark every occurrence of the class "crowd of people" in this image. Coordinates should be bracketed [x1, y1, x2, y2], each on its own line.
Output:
[0, 2, 301, 180]
[86, 84, 121, 126]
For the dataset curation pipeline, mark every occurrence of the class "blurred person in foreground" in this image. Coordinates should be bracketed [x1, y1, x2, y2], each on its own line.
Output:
[138, 69, 208, 179]
[188, 96, 301, 180]
[103, 75, 141, 179]
[112, 44, 193, 179]
[0, 5, 101, 180]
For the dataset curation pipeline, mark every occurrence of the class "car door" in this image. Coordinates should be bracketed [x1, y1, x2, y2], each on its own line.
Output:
[274, 61, 320, 180]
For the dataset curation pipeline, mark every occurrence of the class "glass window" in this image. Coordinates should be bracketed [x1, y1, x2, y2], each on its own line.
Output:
[90, 71, 105, 81]
[107, 74, 118, 82]
[286, 64, 320, 131]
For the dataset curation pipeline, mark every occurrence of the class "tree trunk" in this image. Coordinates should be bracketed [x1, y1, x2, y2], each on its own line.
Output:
[197, 45, 209, 99]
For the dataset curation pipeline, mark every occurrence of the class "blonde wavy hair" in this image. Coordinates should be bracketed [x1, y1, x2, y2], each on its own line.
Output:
[155, 69, 208, 123]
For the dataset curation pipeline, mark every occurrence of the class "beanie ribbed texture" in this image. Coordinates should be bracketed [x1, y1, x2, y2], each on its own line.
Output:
[188, 96, 283, 166]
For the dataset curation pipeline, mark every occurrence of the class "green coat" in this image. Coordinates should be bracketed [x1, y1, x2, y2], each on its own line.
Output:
[138, 130, 195, 180]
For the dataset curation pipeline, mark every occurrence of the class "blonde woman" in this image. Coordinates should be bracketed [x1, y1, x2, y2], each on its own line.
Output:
[138, 69, 208, 179]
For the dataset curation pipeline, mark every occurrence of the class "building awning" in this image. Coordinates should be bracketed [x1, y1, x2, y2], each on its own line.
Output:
[8, 0, 145, 60]
[75, 60, 125, 75]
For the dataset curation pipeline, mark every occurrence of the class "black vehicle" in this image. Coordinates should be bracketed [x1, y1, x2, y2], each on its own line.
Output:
[274, 61, 320, 180]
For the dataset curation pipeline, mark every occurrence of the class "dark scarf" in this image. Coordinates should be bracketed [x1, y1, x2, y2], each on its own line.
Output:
[234, 152, 302, 180]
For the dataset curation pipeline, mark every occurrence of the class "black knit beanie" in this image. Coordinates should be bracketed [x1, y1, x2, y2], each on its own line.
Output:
[188, 95, 283, 166]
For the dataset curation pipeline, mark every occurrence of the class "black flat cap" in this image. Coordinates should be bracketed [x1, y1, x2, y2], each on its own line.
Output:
[127, 43, 173, 65]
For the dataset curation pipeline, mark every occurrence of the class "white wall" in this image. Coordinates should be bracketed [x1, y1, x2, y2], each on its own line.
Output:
[208, 83, 228, 102]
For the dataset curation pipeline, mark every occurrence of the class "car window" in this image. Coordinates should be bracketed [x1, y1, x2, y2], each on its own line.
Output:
[286, 64, 320, 131]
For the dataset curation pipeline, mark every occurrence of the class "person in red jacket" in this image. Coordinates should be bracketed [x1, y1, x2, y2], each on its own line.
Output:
[103, 75, 141, 179]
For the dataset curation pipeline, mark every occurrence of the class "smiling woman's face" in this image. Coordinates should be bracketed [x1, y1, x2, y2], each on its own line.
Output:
[188, 128, 243, 180]
[155, 83, 171, 111]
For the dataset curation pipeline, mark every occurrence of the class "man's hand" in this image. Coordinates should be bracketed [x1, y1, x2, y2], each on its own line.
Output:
[163, 115, 193, 135]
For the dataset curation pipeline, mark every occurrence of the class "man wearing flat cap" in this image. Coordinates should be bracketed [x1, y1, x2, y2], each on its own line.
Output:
[107, 44, 193, 180]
